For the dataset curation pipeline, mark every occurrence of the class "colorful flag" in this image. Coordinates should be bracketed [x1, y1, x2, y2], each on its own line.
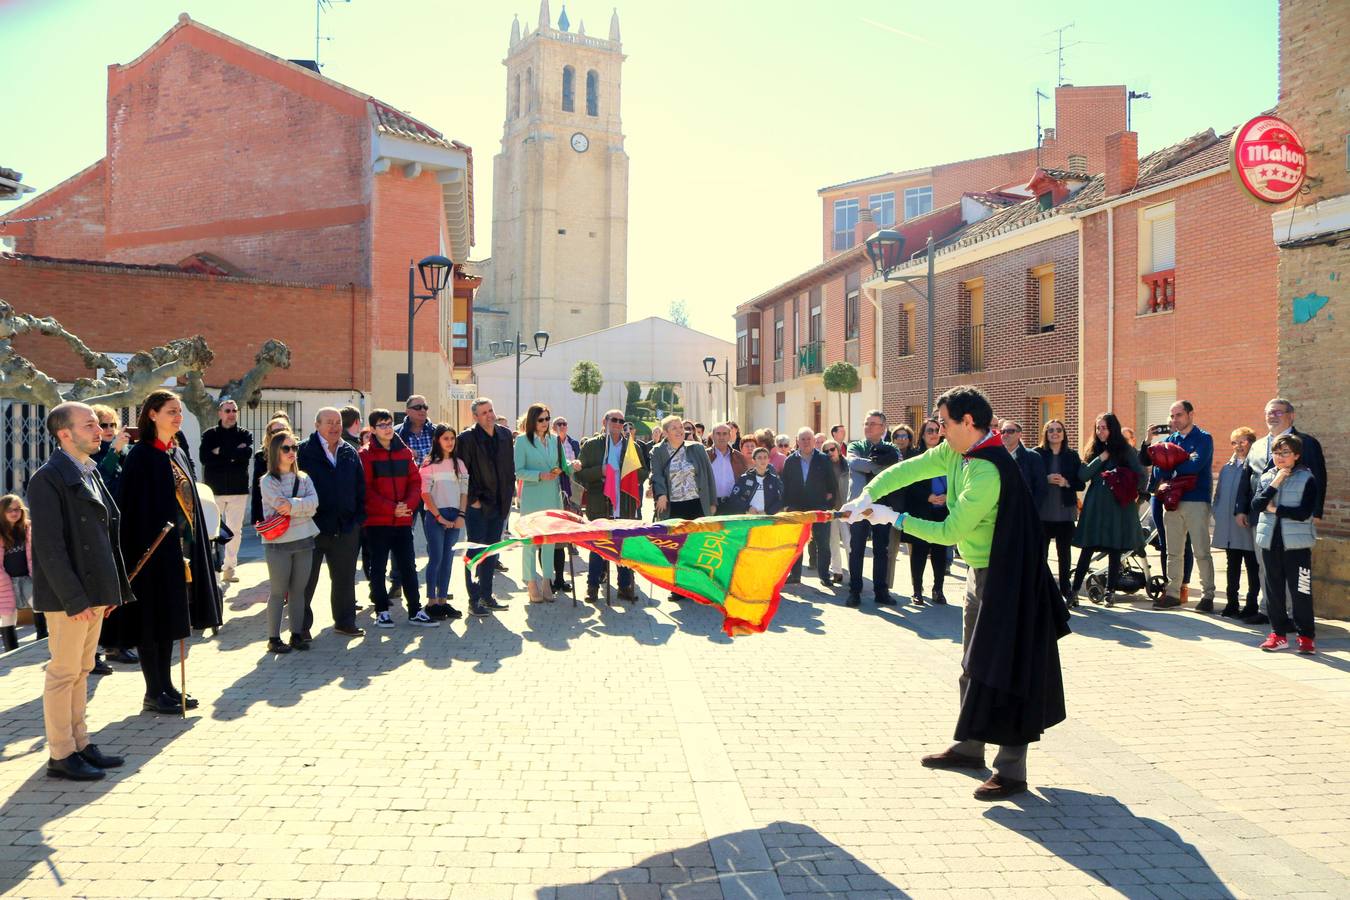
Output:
[466, 509, 834, 635]
[604, 438, 644, 512]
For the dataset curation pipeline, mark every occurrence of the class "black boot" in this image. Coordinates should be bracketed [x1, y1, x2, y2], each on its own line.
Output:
[1, 626, 17, 652]
[1220, 600, 1241, 618]
[33, 613, 48, 640]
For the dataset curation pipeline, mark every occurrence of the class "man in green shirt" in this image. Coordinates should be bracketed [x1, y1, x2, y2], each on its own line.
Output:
[842, 386, 1069, 801]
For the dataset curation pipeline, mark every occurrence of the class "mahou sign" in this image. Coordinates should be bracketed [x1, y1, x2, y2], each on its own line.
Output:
[1229, 115, 1307, 204]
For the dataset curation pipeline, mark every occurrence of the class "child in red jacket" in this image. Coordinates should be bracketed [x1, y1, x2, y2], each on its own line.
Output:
[360, 410, 433, 628]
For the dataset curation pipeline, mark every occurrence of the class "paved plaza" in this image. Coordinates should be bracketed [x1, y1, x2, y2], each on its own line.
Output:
[1, 539, 1348, 900]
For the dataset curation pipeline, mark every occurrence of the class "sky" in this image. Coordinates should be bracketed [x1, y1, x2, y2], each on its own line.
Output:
[2, 0, 1278, 340]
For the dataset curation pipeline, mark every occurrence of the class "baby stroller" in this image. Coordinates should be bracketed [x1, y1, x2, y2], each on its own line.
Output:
[1082, 505, 1168, 606]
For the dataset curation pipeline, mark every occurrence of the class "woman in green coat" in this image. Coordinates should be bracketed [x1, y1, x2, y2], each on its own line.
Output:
[1071, 412, 1146, 601]
[513, 403, 563, 602]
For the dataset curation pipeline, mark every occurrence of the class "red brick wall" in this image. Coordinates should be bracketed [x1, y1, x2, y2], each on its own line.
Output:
[932, 149, 1038, 208]
[1079, 174, 1279, 450]
[100, 22, 372, 285]
[370, 168, 451, 354]
[0, 257, 370, 391]
[1049, 85, 1128, 170]
[0, 162, 107, 259]
[882, 231, 1080, 439]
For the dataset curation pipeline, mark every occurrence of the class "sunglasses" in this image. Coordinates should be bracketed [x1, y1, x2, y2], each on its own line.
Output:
[539, 415, 551, 422]
[1000, 428, 1020, 435]
[608, 416, 625, 423]
[100, 422, 117, 430]
[407, 404, 429, 411]
[1046, 427, 1064, 433]
[280, 445, 298, 453]
[554, 421, 567, 427]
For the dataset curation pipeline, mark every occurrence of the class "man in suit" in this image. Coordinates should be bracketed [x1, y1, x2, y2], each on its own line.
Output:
[576, 410, 650, 603]
[29, 402, 136, 781]
[1236, 398, 1327, 625]
[782, 426, 836, 588]
[1000, 420, 1047, 510]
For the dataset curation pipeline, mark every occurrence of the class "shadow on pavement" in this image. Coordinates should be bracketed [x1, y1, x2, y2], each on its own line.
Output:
[0, 712, 197, 894]
[544, 820, 910, 898]
[986, 787, 1234, 897]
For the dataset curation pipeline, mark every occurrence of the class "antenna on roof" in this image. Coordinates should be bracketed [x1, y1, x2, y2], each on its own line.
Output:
[1035, 89, 1050, 168]
[315, 0, 351, 70]
[1127, 90, 1152, 131]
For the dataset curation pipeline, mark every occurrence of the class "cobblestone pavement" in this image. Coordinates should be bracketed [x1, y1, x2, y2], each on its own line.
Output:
[1, 539, 1348, 899]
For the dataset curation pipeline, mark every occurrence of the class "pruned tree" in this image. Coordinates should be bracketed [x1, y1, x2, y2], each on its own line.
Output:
[569, 360, 603, 432]
[668, 299, 690, 328]
[822, 361, 860, 435]
[0, 299, 291, 422]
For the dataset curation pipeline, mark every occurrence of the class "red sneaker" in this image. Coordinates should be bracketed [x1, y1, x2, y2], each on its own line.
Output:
[1259, 633, 1288, 652]
[1297, 636, 1316, 655]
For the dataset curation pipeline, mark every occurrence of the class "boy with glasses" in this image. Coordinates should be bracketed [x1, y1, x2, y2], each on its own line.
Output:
[359, 410, 434, 627]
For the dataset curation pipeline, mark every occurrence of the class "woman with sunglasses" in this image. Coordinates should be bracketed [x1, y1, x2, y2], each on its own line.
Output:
[514, 403, 563, 602]
[900, 418, 949, 604]
[883, 425, 916, 591]
[821, 440, 850, 584]
[1034, 419, 1084, 603]
[259, 430, 320, 652]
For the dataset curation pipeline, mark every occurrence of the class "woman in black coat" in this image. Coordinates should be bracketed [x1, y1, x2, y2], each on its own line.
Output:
[901, 419, 950, 605]
[1033, 419, 1084, 602]
[103, 390, 222, 714]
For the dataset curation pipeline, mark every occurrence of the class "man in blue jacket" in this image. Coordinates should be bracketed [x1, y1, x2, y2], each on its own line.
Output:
[1154, 400, 1216, 610]
[299, 407, 367, 637]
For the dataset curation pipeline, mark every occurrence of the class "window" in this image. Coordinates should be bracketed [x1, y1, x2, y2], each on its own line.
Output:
[511, 74, 521, 119]
[526, 67, 534, 112]
[898, 302, 915, 356]
[844, 272, 860, 340]
[1037, 395, 1065, 436]
[737, 328, 749, 368]
[809, 288, 822, 343]
[586, 70, 599, 116]
[1139, 201, 1177, 314]
[963, 277, 985, 373]
[751, 326, 760, 365]
[1138, 380, 1176, 436]
[868, 192, 895, 227]
[1033, 263, 1055, 332]
[904, 186, 933, 220]
[774, 316, 784, 360]
[562, 66, 575, 112]
[1148, 206, 1176, 272]
[833, 199, 859, 251]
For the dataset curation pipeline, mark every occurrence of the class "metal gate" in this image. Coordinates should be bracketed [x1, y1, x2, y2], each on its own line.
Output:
[237, 400, 304, 441]
[1, 400, 51, 496]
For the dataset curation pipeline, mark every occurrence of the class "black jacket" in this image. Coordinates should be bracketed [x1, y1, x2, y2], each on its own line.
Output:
[780, 450, 836, 511]
[1010, 443, 1048, 510]
[723, 468, 784, 515]
[454, 423, 516, 518]
[954, 442, 1070, 747]
[200, 424, 254, 496]
[1033, 445, 1085, 515]
[297, 432, 366, 535]
[250, 450, 267, 522]
[28, 450, 135, 616]
[1235, 427, 1327, 519]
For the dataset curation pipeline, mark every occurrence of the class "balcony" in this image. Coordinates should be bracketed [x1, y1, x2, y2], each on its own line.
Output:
[796, 340, 824, 376]
[1141, 269, 1175, 314]
[955, 324, 984, 374]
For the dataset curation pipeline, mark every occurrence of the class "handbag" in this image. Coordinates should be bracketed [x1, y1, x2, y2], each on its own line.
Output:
[3, 544, 28, 578]
[254, 511, 291, 540]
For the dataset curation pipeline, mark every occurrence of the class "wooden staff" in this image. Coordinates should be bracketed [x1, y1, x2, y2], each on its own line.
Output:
[128, 523, 174, 583]
[180, 638, 187, 719]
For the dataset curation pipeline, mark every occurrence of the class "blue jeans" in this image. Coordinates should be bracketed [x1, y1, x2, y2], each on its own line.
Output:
[422, 506, 461, 600]
[588, 552, 633, 589]
[463, 506, 505, 605]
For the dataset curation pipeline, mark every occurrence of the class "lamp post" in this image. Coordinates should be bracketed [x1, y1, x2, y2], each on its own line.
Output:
[405, 254, 453, 401]
[702, 356, 729, 423]
[865, 229, 936, 412]
[497, 329, 550, 420]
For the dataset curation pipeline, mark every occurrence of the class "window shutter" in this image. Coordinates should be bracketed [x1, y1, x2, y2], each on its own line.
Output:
[1150, 215, 1176, 272]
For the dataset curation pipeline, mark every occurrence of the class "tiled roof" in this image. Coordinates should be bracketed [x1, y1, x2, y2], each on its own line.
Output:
[369, 100, 466, 152]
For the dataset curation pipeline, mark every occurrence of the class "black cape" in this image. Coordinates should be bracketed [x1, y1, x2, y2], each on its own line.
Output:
[953, 442, 1071, 746]
[101, 441, 223, 648]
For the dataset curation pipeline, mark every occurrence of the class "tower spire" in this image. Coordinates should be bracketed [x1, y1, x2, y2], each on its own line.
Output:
[609, 7, 621, 42]
[510, 13, 520, 46]
[558, 4, 570, 31]
[539, 0, 551, 29]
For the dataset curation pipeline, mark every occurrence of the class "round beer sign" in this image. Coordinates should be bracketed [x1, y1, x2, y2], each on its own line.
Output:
[1229, 115, 1307, 204]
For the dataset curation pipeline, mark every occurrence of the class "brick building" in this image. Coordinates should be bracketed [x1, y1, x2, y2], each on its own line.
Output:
[736, 86, 1127, 436]
[0, 14, 476, 431]
[1272, 0, 1349, 611]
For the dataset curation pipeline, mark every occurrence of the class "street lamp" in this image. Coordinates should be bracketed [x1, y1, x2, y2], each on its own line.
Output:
[866, 228, 937, 413]
[508, 329, 549, 419]
[405, 254, 453, 400]
[703, 355, 730, 424]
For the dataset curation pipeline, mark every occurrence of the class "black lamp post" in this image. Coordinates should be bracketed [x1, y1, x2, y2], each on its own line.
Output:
[405, 254, 453, 401]
[702, 356, 729, 424]
[496, 329, 549, 420]
[866, 228, 937, 413]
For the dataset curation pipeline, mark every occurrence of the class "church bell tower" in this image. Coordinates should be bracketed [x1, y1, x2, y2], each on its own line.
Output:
[490, 2, 629, 346]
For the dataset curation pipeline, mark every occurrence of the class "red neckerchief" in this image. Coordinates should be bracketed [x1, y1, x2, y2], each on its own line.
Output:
[962, 430, 1002, 458]
[153, 437, 175, 452]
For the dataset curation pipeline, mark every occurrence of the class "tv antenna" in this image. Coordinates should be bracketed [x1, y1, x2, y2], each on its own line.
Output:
[1044, 22, 1086, 86]
[1035, 89, 1050, 167]
[315, 0, 351, 70]
[1127, 89, 1152, 131]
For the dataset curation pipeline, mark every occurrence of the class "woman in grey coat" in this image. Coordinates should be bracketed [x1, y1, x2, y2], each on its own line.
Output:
[1212, 426, 1259, 618]
[650, 416, 717, 521]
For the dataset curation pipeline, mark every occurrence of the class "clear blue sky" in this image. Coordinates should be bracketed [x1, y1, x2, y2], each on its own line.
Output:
[2, 0, 1277, 339]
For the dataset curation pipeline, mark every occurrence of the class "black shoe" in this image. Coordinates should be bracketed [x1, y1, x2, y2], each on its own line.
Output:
[47, 753, 105, 781]
[267, 637, 292, 654]
[1196, 598, 1215, 613]
[289, 634, 311, 651]
[875, 595, 896, 607]
[494, 560, 508, 572]
[585, 584, 600, 603]
[107, 648, 139, 664]
[831, 573, 844, 585]
[469, 604, 492, 617]
[142, 693, 183, 714]
[445, 606, 463, 620]
[334, 624, 365, 637]
[1220, 602, 1240, 618]
[1152, 597, 1183, 610]
[484, 599, 509, 611]
[78, 744, 123, 769]
[617, 586, 639, 602]
[164, 689, 199, 710]
[91, 655, 114, 676]
[785, 576, 801, 584]
[551, 580, 571, 593]
[931, 590, 947, 606]
[1242, 612, 1269, 625]
[846, 594, 861, 608]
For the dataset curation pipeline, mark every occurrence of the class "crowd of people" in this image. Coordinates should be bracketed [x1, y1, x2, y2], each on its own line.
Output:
[7, 385, 1327, 782]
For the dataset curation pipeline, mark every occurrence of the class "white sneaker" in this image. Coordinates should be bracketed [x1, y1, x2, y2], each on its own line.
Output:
[408, 610, 439, 627]
[375, 611, 395, 628]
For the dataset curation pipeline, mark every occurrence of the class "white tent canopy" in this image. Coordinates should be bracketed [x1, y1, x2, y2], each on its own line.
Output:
[473, 316, 734, 433]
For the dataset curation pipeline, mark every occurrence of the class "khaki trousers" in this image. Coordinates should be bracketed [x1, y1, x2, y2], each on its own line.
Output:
[43, 609, 104, 760]
[1164, 500, 1216, 599]
[950, 568, 1028, 781]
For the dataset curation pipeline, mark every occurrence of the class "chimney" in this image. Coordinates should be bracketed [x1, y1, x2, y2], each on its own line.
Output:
[1104, 131, 1138, 196]
[1067, 154, 1088, 175]
[854, 204, 876, 249]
